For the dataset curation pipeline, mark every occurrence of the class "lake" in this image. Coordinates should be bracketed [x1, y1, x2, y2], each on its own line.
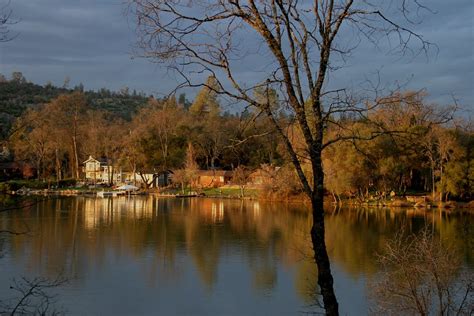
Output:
[0, 196, 472, 315]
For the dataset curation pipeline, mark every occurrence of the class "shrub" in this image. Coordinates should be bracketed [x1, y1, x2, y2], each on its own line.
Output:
[57, 178, 77, 188]
[0, 180, 48, 191]
[369, 228, 473, 315]
[0, 182, 9, 192]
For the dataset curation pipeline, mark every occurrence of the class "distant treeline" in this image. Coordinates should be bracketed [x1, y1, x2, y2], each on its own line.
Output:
[0, 71, 160, 139]
[1, 74, 472, 201]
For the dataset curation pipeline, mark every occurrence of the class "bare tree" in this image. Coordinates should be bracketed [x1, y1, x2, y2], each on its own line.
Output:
[0, 0, 17, 42]
[129, 1, 433, 314]
[370, 228, 473, 315]
[232, 165, 250, 197]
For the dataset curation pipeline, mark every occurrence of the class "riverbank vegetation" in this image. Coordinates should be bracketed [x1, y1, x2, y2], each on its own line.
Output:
[0, 76, 472, 203]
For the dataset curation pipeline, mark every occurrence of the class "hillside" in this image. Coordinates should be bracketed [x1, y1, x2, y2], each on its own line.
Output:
[0, 74, 149, 139]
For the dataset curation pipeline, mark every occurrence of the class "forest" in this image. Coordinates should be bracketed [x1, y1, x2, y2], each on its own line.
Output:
[0, 73, 472, 201]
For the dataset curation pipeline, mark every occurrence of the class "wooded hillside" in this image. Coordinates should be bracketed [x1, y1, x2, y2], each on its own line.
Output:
[0, 72, 150, 139]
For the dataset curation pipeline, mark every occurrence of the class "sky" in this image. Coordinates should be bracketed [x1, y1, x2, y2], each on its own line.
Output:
[0, 0, 473, 112]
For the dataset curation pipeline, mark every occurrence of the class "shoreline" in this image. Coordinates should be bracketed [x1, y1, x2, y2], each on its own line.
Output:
[1, 188, 473, 211]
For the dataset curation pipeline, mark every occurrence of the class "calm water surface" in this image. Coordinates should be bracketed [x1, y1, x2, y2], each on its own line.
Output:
[0, 196, 472, 315]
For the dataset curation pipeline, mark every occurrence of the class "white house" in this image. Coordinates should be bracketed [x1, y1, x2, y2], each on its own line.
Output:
[83, 155, 171, 188]
[82, 156, 122, 184]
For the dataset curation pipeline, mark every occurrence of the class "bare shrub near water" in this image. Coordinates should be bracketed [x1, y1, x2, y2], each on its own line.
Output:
[369, 228, 473, 315]
[0, 276, 67, 315]
[258, 165, 304, 201]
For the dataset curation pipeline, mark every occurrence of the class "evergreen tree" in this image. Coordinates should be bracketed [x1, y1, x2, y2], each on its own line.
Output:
[189, 76, 220, 116]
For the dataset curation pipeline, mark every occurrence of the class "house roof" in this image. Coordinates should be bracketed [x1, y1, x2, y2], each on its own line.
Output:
[83, 155, 99, 164]
[83, 155, 108, 165]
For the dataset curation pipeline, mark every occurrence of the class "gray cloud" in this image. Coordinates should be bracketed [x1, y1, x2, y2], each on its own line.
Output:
[0, 0, 472, 111]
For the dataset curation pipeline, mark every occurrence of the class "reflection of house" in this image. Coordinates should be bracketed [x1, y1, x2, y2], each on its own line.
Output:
[193, 170, 233, 188]
[191, 198, 225, 223]
[83, 196, 156, 230]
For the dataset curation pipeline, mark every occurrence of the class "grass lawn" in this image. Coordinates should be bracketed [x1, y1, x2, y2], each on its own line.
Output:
[158, 186, 259, 198]
[202, 187, 259, 198]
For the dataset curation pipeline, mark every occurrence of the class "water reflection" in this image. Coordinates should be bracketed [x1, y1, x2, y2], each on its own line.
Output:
[0, 197, 472, 315]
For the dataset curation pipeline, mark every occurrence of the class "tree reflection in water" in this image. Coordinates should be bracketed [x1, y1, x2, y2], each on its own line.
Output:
[0, 196, 472, 314]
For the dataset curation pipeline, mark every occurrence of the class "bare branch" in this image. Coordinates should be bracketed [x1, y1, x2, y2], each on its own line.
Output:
[0, 0, 18, 42]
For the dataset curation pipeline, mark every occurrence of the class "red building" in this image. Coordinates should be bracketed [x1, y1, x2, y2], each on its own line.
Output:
[193, 170, 233, 188]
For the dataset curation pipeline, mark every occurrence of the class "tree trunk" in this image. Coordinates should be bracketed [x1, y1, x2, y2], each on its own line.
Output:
[311, 194, 339, 316]
[311, 148, 339, 316]
[110, 165, 115, 186]
[55, 149, 61, 185]
[133, 166, 137, 186]
[438, 164, 444, 202]
[139, 172, 153, 189]
[431, 161, 436, 200]
[72, 136, 79, 179]
[36, 157, 41, 181]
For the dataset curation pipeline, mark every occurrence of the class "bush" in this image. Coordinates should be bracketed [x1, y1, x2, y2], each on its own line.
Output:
[57, 178, 77, 188]
[0, 182, 9, 192]
[0, 180, 49, 192]
[260, 165, 303, 199]
[370, 228, 473, 315]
